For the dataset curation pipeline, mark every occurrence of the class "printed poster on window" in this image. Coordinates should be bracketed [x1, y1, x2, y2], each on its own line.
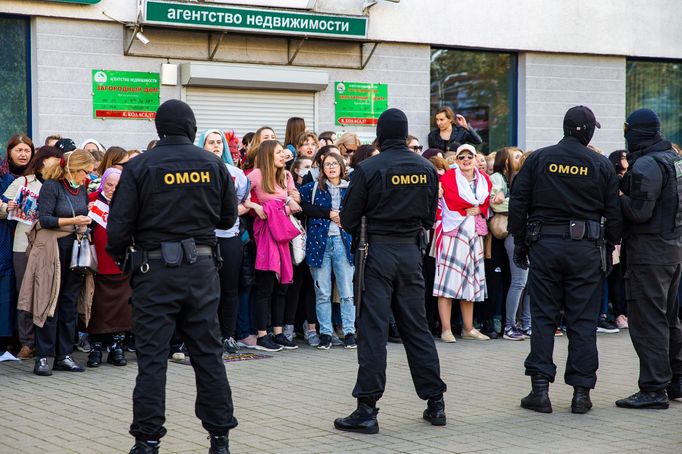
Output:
[8, 186, 39, 226]
[88, 199, 110, 228]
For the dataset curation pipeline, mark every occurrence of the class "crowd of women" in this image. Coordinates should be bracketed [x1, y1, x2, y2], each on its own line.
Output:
[0, 106, 632, 375]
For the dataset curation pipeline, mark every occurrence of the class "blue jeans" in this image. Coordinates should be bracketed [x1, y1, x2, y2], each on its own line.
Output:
[309, 236, 355, 336]
[504, 234, 531, 329]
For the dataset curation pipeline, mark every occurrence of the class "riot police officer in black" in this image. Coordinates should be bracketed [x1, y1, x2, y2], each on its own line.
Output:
[616, 108, 682, 409]
[107, 100, 238, 454]
[335, 108, 447, 434]
[509, 106, 622, 414]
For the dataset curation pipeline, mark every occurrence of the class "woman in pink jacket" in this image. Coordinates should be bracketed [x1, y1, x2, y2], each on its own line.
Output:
[247, 140, 302, 352]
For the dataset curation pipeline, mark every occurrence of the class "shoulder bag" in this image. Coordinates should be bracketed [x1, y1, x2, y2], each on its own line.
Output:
[65, 195, 98, 274]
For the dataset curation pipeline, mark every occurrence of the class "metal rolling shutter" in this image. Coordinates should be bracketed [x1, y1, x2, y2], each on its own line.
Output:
[186, 87, 315, 141]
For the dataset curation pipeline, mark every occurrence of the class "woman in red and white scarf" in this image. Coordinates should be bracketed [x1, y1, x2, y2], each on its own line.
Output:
[433, 144, 492, 342]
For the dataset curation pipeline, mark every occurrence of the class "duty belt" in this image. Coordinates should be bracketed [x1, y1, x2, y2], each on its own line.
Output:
[368, 234, 418, 244]
[147, 245, 213, 260]
[540, 222, 599, 241]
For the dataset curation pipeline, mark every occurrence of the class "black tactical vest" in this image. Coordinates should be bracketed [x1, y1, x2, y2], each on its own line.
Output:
[629, 149, 682, 239]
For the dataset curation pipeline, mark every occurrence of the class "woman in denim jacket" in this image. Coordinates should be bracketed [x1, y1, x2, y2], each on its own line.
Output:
[299, 153, 356, 350]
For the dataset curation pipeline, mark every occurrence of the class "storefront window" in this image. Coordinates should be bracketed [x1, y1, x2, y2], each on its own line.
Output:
[627, 59, 682, 146]
[430, 49, 516, 154]
[0, 16, 30, 156]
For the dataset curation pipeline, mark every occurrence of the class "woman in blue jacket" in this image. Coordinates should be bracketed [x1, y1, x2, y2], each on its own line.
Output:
[300, 153, 356, 350]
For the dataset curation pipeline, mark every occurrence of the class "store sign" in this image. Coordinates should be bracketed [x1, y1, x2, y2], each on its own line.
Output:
[144, 0, 368, 39]
[92, 70, 160, 119]
[335, 82, 388, 126]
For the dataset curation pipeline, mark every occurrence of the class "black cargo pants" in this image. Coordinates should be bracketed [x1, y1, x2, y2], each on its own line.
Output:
[352, 238, 447, 402]
[625, 263, 682, 392]
[525, 237, 602, 388]
[129, 255, 238, 441]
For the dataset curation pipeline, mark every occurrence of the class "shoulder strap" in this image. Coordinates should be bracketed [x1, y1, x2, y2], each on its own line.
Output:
[64, 191, 76, 217]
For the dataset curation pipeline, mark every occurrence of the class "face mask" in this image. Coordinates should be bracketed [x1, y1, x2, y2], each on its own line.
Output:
[66, 166, 79, 188]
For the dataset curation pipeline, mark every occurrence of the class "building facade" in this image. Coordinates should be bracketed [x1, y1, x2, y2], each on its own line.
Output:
[1, 0, 681, 153]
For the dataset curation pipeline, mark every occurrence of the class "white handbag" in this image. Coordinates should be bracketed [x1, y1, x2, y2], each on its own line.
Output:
[290, 215, 306, 265]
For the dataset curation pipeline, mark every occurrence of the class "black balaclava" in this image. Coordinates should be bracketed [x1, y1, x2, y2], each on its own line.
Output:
[624, 108, 662, 153]
[376, 108, 409, 150]
[563, 105, 600, 146]
[155, 99, 197, 143]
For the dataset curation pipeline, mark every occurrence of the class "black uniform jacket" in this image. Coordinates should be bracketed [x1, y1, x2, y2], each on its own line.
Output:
[621, 139, 682, 265]
[106, 135, 237, 258]
[340, 142, 438, 238]
[508, 136, 622, 246]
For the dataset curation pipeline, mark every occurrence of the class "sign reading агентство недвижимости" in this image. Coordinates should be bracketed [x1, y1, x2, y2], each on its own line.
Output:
[335, 82, 388, 126]
[143, 0, 368, 39]
[92, 70, 160, 119]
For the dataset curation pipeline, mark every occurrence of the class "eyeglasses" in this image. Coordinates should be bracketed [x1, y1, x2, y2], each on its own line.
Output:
[457, 155, 474, 161]
[324, 161, 340, 168]
[409, 145, 423, 152]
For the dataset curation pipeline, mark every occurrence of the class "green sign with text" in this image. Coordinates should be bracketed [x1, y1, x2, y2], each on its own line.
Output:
[144, 0, 368, 39]
[335, 82, 388, 126]
[92, 70, 160, 119]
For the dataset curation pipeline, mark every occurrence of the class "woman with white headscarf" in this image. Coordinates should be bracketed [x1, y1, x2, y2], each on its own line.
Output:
[85, 167, 132, 367]
[433, 144, 492, 342]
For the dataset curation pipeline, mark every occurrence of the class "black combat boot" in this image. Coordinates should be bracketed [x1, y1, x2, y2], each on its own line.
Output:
[571, 387, 593, 414]
[107, 333, 127, 366]
[334, 401, 379, 434]
[208, 435, 229, 454]
[520, 375, 552, 413]
[87, 342, 103, 367]
[129, 440, 159, 454]
[422, 395, 446, 426]
[616, 390, 669, 409]
[666, 374, 682, 399]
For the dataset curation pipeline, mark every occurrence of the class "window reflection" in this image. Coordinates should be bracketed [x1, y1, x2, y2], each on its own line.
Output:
[0, 16, 29, 156]
[431, 49, 516, 153]
[627, 60, 682, 146]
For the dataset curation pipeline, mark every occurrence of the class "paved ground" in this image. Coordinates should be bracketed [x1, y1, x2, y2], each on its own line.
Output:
[1, 331, 681, 454]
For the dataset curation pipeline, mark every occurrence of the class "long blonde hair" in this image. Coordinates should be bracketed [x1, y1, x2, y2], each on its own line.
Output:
[42, 149, 94, 181]
[255, 140, 286, 194]
[335, 132, 360, 156]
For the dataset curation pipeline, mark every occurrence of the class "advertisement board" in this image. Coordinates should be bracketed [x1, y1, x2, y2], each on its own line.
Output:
[92, 70, 160, 119]
[335, 82, 388, 126]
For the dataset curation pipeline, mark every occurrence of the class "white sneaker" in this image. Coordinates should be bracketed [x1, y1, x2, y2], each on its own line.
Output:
[441, 330, 456, 343]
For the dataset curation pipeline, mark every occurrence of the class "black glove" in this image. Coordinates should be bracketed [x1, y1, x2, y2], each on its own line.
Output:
[513, 245, 529, 270]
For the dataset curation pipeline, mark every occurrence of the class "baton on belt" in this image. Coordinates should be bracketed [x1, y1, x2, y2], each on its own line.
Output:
[354, 216, 368, 321]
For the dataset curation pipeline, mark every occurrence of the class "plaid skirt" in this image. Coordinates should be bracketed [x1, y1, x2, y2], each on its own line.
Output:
[433, 217, 487, 301]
